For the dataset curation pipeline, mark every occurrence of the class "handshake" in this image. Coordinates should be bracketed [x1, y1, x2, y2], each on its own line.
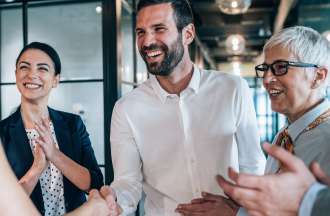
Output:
[67, 186, 122, 216]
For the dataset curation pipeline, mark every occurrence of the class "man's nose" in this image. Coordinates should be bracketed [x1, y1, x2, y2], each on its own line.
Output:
[142, 32, 156, 48]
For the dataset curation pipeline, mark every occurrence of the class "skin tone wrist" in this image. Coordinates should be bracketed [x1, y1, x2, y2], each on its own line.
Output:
[45, 147, 60, 162]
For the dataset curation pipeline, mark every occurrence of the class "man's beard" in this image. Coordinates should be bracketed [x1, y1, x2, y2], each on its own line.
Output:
[140, 34, 184, 76]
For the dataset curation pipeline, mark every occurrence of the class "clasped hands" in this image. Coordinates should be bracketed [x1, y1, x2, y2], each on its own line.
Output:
[175, 190, 239, 216]
[31, 118, 58, 174]
[86, 186, 122, 216]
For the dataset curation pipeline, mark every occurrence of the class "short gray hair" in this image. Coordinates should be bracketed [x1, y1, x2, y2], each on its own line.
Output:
[264, 26, 330, 94]
[264, 26, 330, 68]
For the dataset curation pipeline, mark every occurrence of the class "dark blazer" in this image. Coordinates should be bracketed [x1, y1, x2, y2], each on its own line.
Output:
[0, 107, 104, 214]
[312, 187, 330, 216]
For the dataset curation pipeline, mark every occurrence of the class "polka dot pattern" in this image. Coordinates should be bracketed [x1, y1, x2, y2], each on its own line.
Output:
[26, 122, 66, 216]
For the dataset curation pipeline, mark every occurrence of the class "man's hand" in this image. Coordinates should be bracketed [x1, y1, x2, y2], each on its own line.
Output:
[100, 186, 122, 216]
[87, 189, 111, 216]
[66, 189, 111, 216]
[217, 143, 316, 216]
[175, 192, 239, 216]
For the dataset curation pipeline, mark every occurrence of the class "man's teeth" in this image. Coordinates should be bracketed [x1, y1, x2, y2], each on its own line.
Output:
[147, 50, 162, 57]
[269, 89, 281, 95]
[25, 83, 40, 89]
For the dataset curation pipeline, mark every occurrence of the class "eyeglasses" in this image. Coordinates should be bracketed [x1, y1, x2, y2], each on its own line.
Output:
[255, 60, 319, 78]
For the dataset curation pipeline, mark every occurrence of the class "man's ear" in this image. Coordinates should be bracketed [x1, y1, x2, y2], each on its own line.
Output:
[182, 23, 195, 46]
[312, 67, 328, 89]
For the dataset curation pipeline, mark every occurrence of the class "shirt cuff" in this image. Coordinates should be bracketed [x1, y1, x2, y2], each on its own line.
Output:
[236, 207, 249, 216]
[298, 182, 327, 216]
[110, 185, 137, 215]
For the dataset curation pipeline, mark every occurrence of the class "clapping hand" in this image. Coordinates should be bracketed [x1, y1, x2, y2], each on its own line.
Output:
[34, 118, 59, 161]
[31, 143, 48, 174]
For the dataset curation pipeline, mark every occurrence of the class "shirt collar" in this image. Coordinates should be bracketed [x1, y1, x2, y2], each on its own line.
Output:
[287, 99, 330, 141]
[187, 65, 201, 94]
[150, 65, 201, 103]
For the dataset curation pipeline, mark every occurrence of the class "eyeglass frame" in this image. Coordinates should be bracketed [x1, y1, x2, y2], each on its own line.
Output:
[255, 59, 320, 78]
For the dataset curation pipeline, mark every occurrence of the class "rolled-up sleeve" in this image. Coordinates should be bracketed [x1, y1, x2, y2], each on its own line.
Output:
[110, 101, 143, 215]
[235, 78, 266, 175]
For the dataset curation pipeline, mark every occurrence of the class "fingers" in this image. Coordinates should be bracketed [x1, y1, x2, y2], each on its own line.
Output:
[217, 175, 236, 197]
[176, 210, 204, 216]
[34, 143, 42, 154]
[35, 138, 47, 150]
[41, 118, 49, 128]
[176, 202, 211, 213]
[217, 175, 261, 206]
[34, 123, 45, 137]
[190, 198, 207, 204]
[100, 185, 116, 200]
[100, 186, 122, 215]
[34, 119, 56, 154]
[310, 162, 330, 186]
[227, 168, 264, 190]
[34, 118, 51, 136]
[200, 191, 223, 202]
[88, 189, 101, 199]
[227, 167, 239, 182]
[34, 143, 46, 158]
[263, 143, 304, 172]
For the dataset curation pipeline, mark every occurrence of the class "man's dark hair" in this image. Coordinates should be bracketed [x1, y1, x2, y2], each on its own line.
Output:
[16, 42, 61, 75]
[137, 0, 194, 32]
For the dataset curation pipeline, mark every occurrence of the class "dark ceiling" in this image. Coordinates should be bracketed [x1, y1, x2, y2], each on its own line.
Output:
[1, 0, 329, 67]
[190, 0, 330, 66]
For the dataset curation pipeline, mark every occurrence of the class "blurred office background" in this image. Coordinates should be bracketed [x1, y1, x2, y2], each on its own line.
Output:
[0, 0, 329, 187]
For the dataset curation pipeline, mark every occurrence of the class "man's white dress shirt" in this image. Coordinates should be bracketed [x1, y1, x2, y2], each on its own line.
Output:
[110, 66, 266, 215]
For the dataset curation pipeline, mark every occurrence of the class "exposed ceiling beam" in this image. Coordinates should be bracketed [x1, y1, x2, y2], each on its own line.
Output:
[211, 48, 259, 57]
[216, 38, 267, 47]
[192, 2, 273, 14]
[197, 25, 267, 38]
[273, 0, 298, 33]
[195, 36, 217, 69]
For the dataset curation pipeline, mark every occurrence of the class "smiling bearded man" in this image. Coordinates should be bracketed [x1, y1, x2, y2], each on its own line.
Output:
[101, 0, 266, 215]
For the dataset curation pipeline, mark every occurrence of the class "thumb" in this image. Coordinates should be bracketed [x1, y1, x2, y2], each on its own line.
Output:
[88, 189, 101, 199]
[263, 143, 304, 172]
[100, 186, 116, 206]
[310, 162, 330, 186]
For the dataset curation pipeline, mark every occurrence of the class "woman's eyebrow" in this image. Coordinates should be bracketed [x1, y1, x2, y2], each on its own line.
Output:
[18, 61, 31, 65]
[37, 63, 50, 67]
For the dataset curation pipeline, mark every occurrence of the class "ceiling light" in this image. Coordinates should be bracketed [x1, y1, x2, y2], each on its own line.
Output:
[217, 0, 252, 15]
[225, 34, 246, 55]
[96, 6, 102, 14]
[216, 0, 251, 15]
[5, 0, 15, 2]
[231, 1, 238, 8]
[322, 31, 330, 42]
